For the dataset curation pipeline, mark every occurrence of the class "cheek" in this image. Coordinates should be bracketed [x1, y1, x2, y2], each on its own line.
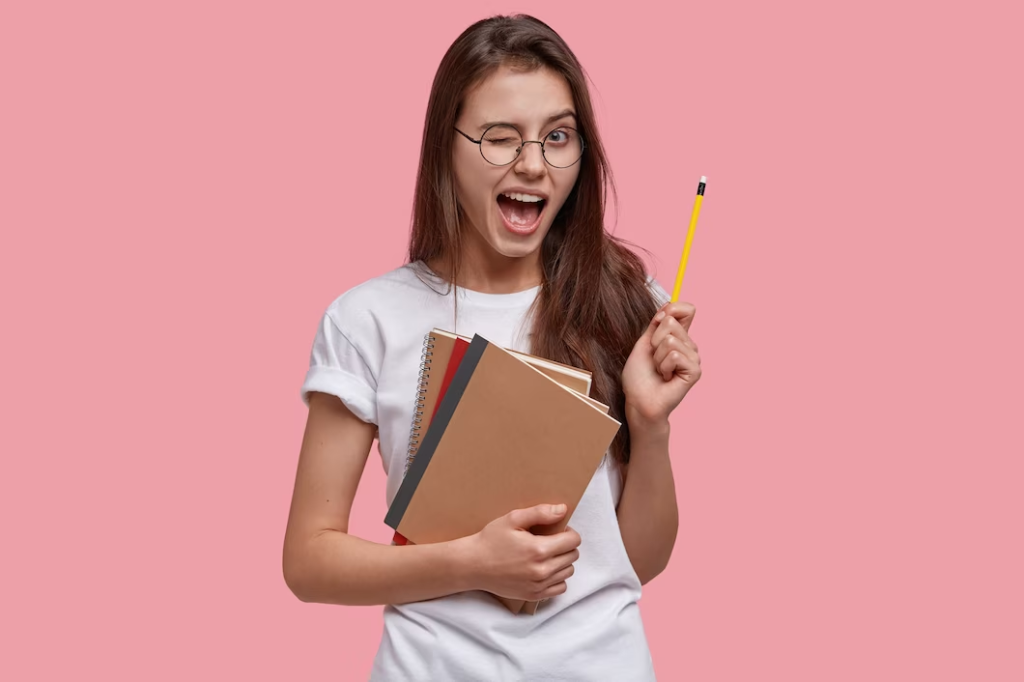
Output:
[452, 172, 495, 232]
[455, 176, 488, 217]
[552, 171, 581, 213]
[454, 165, 498, 216]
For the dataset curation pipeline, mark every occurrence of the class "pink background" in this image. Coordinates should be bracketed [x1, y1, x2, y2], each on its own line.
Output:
[2, 1, 1022, 680]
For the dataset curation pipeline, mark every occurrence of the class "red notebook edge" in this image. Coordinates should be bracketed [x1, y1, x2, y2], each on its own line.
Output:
[391, 337, 471, 547]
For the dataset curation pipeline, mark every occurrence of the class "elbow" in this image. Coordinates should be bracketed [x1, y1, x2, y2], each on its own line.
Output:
[282, 558, 309, 603]
[636, 531, 678, 586]
[282, 541, 316, 603]
[637, 560, 668, 586]
[637, 550, 674, 586]
[284, 570, 311, 603]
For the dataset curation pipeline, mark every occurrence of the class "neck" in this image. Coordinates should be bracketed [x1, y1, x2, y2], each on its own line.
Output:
[428, 231, 544, 295]
[457, 257, 542, 294]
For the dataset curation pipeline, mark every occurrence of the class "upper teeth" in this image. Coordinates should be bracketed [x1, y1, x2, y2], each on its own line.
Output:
[502, 192, 544, 203]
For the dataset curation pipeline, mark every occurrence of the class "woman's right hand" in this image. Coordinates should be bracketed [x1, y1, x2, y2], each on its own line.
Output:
[458, 504, 582, 601]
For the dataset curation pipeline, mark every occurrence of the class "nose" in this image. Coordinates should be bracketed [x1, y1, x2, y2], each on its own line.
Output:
[513, 140, 547, 178]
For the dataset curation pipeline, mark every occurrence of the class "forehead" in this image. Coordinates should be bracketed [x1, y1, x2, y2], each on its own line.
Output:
[462, 65, 575, 126]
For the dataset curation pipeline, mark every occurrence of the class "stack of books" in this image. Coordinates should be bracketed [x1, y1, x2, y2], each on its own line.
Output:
[385, 329, 621, 615]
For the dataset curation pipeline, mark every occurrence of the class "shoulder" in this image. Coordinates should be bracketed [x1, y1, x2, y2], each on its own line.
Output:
[322, 261, 440, 327]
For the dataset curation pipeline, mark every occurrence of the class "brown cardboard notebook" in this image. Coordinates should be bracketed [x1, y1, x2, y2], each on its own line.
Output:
[405, 329, 593, 473]
[385, 334, 620, 614]
[397, 330, 608, 614]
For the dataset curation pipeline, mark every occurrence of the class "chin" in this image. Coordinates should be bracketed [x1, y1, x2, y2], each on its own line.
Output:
[488, 224, 549, 259]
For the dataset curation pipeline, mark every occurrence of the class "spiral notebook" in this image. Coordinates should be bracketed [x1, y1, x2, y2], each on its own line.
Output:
[388, 333, 620, 615]
[394, 329, 608, 613]
[404, 328, 594, 473]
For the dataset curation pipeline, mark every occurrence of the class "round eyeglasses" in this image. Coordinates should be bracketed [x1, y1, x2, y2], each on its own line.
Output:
[454, 124, 586, 168]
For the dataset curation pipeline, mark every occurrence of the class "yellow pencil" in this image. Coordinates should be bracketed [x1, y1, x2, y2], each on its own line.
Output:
[671, 175, 706, 302]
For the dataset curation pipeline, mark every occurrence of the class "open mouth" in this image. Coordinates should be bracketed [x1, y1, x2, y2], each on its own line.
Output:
[496, 193, 547, 233]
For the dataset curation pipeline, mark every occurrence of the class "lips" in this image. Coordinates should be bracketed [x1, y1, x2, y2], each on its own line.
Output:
[496, 194, 546, 235]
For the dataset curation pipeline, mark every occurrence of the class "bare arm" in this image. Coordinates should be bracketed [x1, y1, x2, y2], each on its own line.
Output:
[282, 392, 580, 606]
[617, 297, 699, 585]
[282, 391, 475, 605]
[616, 417, 679, 585]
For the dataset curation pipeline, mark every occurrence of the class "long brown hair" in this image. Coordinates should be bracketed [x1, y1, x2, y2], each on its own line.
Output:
[409, 14, 658, 464]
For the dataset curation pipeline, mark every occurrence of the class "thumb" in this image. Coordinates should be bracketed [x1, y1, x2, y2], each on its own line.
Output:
[508, 503, 567, 529]
[637, 306, 665, 346]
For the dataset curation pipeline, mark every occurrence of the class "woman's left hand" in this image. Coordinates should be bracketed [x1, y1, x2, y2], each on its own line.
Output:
[621, 301, 702, 427]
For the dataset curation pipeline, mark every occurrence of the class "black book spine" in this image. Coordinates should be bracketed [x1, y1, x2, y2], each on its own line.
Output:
[384, 334, 490, 531]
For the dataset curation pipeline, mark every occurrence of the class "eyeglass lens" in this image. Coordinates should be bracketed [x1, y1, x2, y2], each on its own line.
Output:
[479, 125, 583, 168]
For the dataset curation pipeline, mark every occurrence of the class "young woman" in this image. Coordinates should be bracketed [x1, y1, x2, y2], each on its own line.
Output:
[283, 14, 702, 681]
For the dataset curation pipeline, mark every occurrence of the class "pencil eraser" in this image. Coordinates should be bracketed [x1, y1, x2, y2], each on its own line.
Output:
[700, 176, 707, 183]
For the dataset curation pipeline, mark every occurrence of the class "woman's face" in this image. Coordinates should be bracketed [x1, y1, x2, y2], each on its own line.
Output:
[452, 65, 582, 263]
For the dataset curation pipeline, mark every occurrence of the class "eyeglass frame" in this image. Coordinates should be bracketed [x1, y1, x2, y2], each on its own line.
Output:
[453, 124, 586, 168]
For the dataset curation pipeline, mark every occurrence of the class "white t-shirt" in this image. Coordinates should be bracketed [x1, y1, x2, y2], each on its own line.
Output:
[300, 260, 670, 682]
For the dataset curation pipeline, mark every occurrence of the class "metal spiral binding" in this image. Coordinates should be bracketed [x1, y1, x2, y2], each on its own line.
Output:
[405, 332, 436, 474]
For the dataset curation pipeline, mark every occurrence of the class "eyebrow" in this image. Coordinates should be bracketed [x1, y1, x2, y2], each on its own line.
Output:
[477, 109, 577, 132]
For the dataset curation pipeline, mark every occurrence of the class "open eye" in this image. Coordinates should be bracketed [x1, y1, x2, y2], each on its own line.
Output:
[547, 130, 568, 144]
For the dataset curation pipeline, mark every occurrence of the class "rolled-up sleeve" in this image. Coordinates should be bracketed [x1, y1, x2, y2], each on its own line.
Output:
[300, 308, 378, 426]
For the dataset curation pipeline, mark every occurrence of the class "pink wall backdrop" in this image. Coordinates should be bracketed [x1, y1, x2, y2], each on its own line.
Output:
[2, 1, 1021, 680]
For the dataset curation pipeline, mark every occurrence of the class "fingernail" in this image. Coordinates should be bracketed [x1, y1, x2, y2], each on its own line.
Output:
[553, 504, 567, 514]
[655, 311, 666, 322]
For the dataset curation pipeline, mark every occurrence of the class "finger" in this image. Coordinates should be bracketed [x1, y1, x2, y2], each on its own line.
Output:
[531, 548, 578, 587]
[535, 526, 581, 557]
[652, 314, 697, 353]
[637, 306, 664, 349]
[653, 333, 699, 370]
[658, 350, 701, 382]
[508, 503, 567, 530]
[659, 301, 696, 333]
[542, 547, 580, 576]
[540, 563, 576, 590]
[537, 580, 568, 600]
[651, 301, 700, 335]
